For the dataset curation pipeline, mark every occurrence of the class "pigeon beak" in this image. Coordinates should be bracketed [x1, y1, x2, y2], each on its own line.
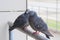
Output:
[42, 30, 54, 37]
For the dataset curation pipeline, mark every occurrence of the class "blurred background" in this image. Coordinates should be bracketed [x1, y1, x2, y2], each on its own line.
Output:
[0, 0, 60, 40]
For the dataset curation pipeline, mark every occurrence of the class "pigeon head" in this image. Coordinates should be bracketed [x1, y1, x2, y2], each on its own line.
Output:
[28, 11, 37, 17]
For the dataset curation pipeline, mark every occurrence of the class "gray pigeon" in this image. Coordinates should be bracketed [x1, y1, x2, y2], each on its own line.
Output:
[28, 11, 53, 39]
[9, 10, 29, 31]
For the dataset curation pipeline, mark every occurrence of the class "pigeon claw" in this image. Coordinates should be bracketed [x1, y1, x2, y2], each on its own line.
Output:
[33, 31, 39, 34]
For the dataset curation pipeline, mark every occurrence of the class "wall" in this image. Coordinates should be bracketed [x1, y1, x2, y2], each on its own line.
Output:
[0, 12, 26, 40]
[0, 0, 26, 40]
[0, 0, 26, 11]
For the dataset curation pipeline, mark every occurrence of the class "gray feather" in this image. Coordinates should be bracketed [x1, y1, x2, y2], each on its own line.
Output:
[9, 11, 29, 31]
[28, 11, 53, 39]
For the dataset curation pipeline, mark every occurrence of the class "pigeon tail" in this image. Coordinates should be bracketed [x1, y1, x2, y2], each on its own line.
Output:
[9, 26, 15, 31]
[42, 30, 53, 37]
[45, 34, 50, 39]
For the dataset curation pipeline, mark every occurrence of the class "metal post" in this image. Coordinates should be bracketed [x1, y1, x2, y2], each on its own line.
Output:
[26, 0, 28, 10]
[9, 29, 11, 40]
[46, 8, 48, 24]
[9, 27, 11, 40]
[56, 0, 58, 32]
[8, 22, 13, 40]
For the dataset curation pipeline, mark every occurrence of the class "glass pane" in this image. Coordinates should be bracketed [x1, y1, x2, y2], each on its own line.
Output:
[47, 8, 56, 30]
[57, 1, 60, 31]
[0, 0, 26, 11]
[39, 7, 47, 22]
[57, 9, 60, 31]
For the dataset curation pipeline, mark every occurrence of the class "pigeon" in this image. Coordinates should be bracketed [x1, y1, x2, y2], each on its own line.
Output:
[9, 10, 29, 31]
[28, 11, 53, 39]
